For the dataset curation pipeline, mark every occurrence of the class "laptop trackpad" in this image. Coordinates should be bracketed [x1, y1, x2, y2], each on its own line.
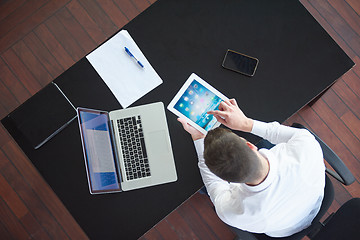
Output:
[147, 130, 170, 155]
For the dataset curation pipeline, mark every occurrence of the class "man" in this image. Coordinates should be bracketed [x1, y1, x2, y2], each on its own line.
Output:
[178, 99, 325, 238]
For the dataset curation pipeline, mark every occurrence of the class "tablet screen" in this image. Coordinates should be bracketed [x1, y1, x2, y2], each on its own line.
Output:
[173, 79, 223, 131]
[168, 73, 228, 134]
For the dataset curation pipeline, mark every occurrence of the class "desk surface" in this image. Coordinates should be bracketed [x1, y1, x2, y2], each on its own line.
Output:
[2, 0, 354, 239]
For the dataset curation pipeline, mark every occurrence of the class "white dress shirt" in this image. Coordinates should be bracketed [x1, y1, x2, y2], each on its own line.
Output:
[194, 121, 325, 237]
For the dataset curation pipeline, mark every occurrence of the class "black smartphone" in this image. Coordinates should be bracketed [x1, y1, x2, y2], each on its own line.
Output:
[222, 49, 259, 77]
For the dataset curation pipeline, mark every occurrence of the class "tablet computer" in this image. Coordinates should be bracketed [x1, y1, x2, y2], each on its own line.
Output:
[167, 73, 228, 135]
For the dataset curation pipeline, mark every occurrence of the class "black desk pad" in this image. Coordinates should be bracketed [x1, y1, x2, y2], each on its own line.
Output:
[2, 0, 354, 239]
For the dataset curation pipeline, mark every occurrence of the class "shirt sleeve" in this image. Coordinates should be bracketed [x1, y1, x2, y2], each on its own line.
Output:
[251, 120, 314, 145]
[194, 139, 233, 205]
[251, 120, 323, 168]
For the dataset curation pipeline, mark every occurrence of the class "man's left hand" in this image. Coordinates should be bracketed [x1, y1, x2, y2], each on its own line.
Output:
[177, 118, 206, 141]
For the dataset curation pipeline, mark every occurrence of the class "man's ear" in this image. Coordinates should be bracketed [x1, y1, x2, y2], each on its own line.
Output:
[246, 142, 258, 151]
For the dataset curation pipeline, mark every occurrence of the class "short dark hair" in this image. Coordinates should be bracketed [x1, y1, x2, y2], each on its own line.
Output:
[204, 127, 261, 183]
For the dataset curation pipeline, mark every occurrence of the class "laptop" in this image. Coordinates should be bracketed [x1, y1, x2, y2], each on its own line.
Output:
[77, 102, 177, 194]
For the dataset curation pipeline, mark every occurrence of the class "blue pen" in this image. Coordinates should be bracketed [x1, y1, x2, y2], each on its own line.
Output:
[124, 47, 144, 68]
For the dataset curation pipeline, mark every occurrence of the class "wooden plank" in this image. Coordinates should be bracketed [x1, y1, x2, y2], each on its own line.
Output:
[307, 0, 360, 57]
[55, 7, 97, 54]
[162, 210, 199, 240]
[332, 79, 360, 119]
[0, 79, 19, 113]
[1, 48, 42, 95]
[300, 0, 357, 59]
[148, 0, 157, 5]
[0, 124, 11, 151]
[34, 24, 75, 70]
[45, 15, 86, 61]
[320, 88, 348, 118]
[344, 180, 360, 198]
[132, 0, 151, 12]
[0, 197, 29, 240]
[329, 0, 360, 39]
[0, 146, 70, 240]
[0, 104, 8, 120]
[341, 111, 360, 142]
[23, 32, 64, 79]
[296, 106, 332, 138]
[177, 199, 218, 240]
[113, 0, 141, 21]
[351, 56, 360, 77]
[66, 0, 107, 45]
[342, 69, 360, 98]
[346, 0, 360, 15]
[152, 219, 179, 240]
[78, 0, 118, 37]
[0, 0, 26, 22]
[0, 0, 71, 54]
[0, 57, 30, 104]
[21, 212, 52, 240]
[12, 40, 52, 87]
[0, 172, 28, 219]
[96, 0, 129, 29]
[0, 0, 48, 37]
[0, 0, 25, 21]
[0, 221, 12, 240]
[285, 112, 310, 129]
[190, 193, 236, 240]
[298, 105, 360, 180]
[1, 141, 88, 239]
[0, 156, 51, 239]
[141, 227, 163, 240]
[311, 98, 360, 164]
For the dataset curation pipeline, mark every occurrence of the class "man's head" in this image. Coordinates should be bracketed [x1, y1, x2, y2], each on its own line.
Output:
[204, 127, 263, 183]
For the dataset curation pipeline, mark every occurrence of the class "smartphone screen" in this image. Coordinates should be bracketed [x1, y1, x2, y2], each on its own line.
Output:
[222, 50, 259, 76]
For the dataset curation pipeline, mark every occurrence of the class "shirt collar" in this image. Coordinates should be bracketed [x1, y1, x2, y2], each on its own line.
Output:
[241, 149, 277, 192]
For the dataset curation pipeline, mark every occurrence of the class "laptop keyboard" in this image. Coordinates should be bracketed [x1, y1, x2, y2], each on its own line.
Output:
[117, 116, 151, 181]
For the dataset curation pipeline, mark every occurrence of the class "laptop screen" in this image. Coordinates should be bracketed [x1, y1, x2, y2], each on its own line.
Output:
[77, 108, 122, 194]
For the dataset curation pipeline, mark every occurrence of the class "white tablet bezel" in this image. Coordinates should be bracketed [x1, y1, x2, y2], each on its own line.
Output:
[167, 73, 228, 135]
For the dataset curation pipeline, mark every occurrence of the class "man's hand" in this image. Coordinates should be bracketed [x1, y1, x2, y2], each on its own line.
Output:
[207, 99, 254, 132]
[177, 118, 206, 141]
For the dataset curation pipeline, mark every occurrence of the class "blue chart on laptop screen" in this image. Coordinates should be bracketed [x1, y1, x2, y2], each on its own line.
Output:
[79, 111, 120, 192]
[174, 80, 222, 131]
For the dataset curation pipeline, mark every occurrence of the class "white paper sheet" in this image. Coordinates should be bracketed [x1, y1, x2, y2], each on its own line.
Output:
[86, 30, 162, 108]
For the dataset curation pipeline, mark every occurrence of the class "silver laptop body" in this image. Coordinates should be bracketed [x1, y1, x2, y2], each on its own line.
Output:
[77, 102, 177, 194]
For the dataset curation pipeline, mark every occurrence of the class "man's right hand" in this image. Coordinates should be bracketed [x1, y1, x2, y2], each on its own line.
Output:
[207, 99, 254, 133]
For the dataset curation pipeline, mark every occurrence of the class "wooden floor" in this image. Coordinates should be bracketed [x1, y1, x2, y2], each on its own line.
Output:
[0, 0, 359, 239]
